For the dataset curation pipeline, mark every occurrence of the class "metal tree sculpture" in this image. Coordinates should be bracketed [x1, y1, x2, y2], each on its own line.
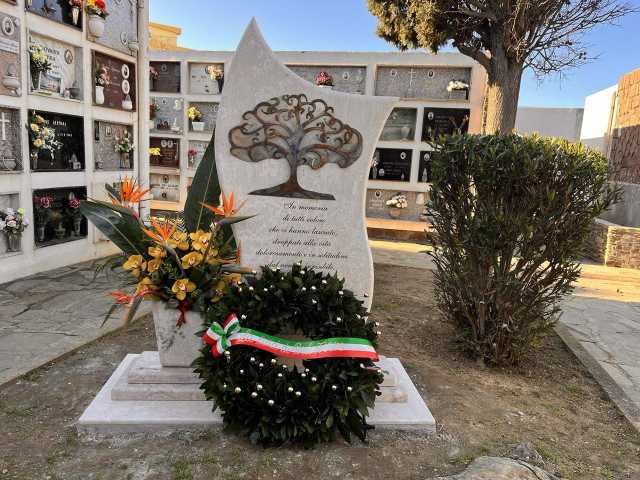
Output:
[229, 93, 363, 200]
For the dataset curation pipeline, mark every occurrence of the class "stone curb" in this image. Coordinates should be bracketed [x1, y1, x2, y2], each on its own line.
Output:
[555, 322, 640, 432]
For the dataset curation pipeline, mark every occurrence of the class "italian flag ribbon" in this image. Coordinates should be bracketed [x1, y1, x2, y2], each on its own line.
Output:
[203, 313, 379, 361]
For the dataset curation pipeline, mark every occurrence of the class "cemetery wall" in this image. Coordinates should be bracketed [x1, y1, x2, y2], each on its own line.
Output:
[580, 85, 617, 153]
[0, 0, 150, 283]
[147, 49, 487, 223]
[515, 107, 584, 141]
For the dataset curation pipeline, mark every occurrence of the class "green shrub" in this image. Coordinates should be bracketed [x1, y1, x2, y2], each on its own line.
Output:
[427, 134, 620, 366]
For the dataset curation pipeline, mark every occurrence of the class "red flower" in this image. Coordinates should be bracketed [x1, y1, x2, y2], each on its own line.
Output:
[69, 198, 80, 209]
[95, 0, 106, 9]
[39, 196, 52, 209]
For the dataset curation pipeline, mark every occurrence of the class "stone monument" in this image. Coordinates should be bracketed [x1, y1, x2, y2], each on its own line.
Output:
[77, 20, 435, 435]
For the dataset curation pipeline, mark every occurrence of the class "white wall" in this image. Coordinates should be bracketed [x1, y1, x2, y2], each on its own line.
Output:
[579, 85, 617, 153]
[515, 107, 584, 141]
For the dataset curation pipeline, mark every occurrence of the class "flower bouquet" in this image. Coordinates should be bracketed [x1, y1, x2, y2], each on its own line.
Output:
[206, 65, 224, 93]
[315, 71, 334, 88]
[386, 193, 408, 218]
[0, 207, 28, 252]
[81, 151, 254, 366]
[67, 194, 83, 236]
[28, 44, 52, 91]
[187, 106, 205, 132]
[86, 0, 108, 37]
[447, 79, 469, 100]
[26, 111, 61, 170]
[33, 195, 52, 243]
[188, 148, 199, 168]
[114, 131, 134, 169]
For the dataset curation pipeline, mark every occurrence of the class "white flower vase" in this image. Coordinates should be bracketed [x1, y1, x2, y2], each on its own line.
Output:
[95, 85, 105, 105]
[88, 14, 105, 38]
[152, 301, 204, 367]
[191, 121, 205, 132]
[71, 6, 80, 26]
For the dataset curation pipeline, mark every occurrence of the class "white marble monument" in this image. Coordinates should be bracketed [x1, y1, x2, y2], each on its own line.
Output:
[77, 20, 435, 436]
[216, 20, 397, 307]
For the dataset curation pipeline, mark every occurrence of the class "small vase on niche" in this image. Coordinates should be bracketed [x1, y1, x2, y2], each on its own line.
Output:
[95, 85, 105, 105]
[71, 6, 80, 26]
[6, 232, 21, 252]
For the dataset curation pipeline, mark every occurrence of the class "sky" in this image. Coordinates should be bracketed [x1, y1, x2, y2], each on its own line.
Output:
[149, 0, 640, 107]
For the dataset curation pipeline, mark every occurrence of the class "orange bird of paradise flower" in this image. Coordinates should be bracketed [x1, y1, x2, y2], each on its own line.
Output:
[109, 291, 134, 305]
[143, 217, 177, 245]
[201, 191, 246, 218]
[111, 176, 151, 208]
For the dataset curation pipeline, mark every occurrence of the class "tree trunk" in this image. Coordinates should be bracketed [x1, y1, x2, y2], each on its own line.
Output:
[483, 51, 523, 134]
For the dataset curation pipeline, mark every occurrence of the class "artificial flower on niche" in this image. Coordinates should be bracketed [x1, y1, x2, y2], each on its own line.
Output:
[35, 115, 45, 125]
[172, 278, 196, 301]
[30, 124, 38, 132]
[181, 252, 204, 269]
[33, 138, 43, 148]
[169, 231, 190, 250]
[189, 230, 211, 252]
[123, 254, 146, 278]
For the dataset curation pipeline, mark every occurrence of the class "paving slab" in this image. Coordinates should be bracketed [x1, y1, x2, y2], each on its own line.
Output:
[0, 258, 149, 386]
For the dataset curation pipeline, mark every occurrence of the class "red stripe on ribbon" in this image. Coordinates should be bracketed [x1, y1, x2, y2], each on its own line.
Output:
[229, 337, 379, 361]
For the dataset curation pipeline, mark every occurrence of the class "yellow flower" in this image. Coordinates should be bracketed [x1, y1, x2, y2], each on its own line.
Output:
[147, 257, 162, 273]
[171, 278, 196, 301]
[181, 252, 204, 269]
[169, 231, 189, 250]
[30, 123, 38, 132]
[35, 115, 45, 124]
[148, 246, 166, 258]
[33, 138, 43, 148]
[211, 280, 227, 303]
[135, 277, 156, 298]
[148, 147, 161, 157]
[122, 254, 146, 278]
[206, 248, 221, 264]
[189, 230, 211, 252]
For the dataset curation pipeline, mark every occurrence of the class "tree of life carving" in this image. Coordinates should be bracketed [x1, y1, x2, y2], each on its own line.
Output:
[229, 93, 363, 200]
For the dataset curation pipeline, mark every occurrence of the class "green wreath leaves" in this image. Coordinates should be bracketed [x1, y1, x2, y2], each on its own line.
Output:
[194, 263, 383, 447]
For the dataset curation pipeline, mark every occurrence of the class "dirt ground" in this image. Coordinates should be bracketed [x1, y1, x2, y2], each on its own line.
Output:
[1, 264, 639, 480]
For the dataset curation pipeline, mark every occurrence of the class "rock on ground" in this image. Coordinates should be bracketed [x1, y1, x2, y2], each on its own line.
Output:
[434, 456, 559, 480]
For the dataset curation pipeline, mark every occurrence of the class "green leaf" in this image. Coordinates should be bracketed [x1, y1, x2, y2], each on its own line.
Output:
[79, 200, 148, 256]
[184, 129, 221, 233]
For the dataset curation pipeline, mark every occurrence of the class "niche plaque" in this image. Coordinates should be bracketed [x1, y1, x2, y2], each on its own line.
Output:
[421, 108, 470, 141]
[369, 148, 412, 182]
[93, 51, 136, 111]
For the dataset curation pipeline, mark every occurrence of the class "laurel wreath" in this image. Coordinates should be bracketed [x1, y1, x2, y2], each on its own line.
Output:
[194, 263, 383, 447]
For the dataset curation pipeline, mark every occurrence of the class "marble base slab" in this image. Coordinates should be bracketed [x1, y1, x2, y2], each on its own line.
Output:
[77, 354, 435, 435]
[112, 352, 408, 403]
[127, 351, 200, 384]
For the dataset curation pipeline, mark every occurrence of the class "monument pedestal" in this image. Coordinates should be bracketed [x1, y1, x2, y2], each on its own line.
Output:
[77, 352, 435, 435]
